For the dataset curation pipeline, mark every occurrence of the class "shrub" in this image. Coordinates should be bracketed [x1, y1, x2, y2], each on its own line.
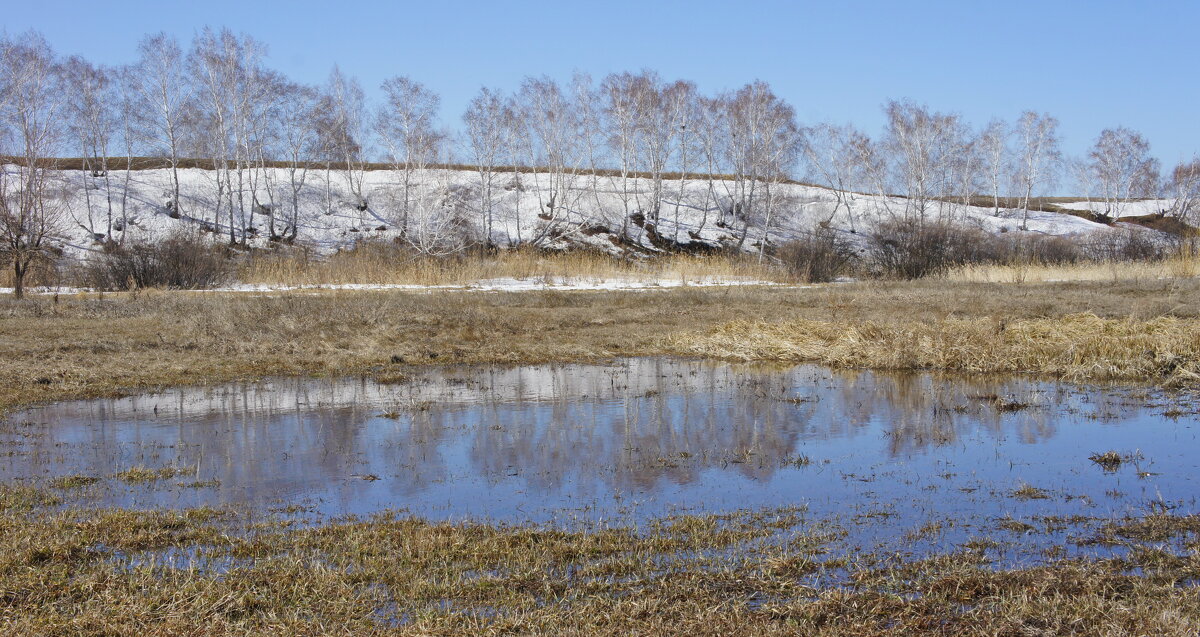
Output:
[0, 246, 66, 291]
[992, 233, 1083, 266]
[866, 219, 983, 279]
[777, 227, 857, 282]
[1081, 228, 1167, 262]
[82, 232, 231, 290]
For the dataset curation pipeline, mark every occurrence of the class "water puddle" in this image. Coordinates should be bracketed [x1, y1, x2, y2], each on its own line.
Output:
[5, 358, 1198, 560]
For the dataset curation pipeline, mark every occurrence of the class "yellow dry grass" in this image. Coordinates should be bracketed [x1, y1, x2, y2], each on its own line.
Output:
[671, 313, 1200, 385]
[948, 255, 1200, 284]
[238, 247, 784, 287]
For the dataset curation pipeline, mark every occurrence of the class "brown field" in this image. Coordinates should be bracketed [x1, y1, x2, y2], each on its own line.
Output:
[1, 276, 1197, 412]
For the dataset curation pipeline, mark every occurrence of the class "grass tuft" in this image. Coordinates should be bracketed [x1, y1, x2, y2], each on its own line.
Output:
[48, 475, 102, 490]
[1011, 483, 1052, 500]
[1089, 451, 1125, 471]
[114, 466, 192, 484]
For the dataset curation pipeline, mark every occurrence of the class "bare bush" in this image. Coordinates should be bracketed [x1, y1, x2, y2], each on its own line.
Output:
[777, 227, 857, 282]
[866, 220, 984, 279]
[991, 233, 1082, 265]
[81, 232, 231, 290]
[1081, 228, 1166, 262]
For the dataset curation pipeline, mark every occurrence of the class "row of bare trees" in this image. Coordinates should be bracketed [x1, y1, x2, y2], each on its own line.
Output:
[3, 28, 1199, 295]
[801, 106, 1187, 231]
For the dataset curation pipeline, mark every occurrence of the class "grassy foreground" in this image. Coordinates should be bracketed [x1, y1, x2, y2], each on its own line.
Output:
[3, 484, 1200, 635]
[1, 277, 1199, 411]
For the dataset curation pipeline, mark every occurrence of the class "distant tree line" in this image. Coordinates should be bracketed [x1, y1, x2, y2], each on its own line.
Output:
[1, 28, 1198, 296]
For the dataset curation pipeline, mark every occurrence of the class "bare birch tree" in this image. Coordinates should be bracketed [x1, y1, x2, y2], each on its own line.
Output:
[377, 76, 442, 235]
[1012, 111, 1061, 230]
[693, 94, 729, 237]
[1088, 127, 1159, 221]
[274, 81, 320, 242]
[882, 100, 966, 223]
[600, 71, 652, 240]
[316, 66, 369, 217]
[513, 76, 587, 245]
[664, 80, 698, 243]
[801, 123, 869, 231]
[0, 33, 66, 298]
[131, 32, 192, 218]
[639, 74, 681, 232]
[189, 27, 238, 236]
[1165, 157, 1200, 224]
[462, 87, 511, 246]
[978, 118, 1009, 216]
[113, 65, 142, 240]
[190, 27, 270, 244]
[724, 81, 800, 254]
[62, 56, 118, 240]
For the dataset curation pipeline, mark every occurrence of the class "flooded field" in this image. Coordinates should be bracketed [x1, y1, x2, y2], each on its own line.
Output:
[4, 358, 1198, 563]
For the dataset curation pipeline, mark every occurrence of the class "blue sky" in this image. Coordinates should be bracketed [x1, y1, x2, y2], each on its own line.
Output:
[6, 0, 1198, 165]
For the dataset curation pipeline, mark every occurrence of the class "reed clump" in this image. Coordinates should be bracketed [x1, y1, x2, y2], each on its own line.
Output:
[238, 246, 782, 288]
[948, 254, 1200, 284]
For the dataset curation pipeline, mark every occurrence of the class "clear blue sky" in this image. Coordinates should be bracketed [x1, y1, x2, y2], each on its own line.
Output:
[5, 0, 1198, 165]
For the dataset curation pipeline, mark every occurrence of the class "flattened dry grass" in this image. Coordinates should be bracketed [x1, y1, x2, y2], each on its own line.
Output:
[671, 313, 1200, 385]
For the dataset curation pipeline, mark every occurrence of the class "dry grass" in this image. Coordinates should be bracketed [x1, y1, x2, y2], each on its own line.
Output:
[671, 312, 1200, 385]
[113, 466, 194, 484]
[238, 247, 783, 288]
[1, 278, 1198, 412]
[947, 254, 1200, 284]
[237, 242, 1200, 289]
[2, 484, 1200, 635]
[47, 475, 101, 490]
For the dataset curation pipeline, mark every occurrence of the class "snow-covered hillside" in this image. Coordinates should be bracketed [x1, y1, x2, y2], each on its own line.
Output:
[37, 165, 1126, 259]
[1054, 199, 1174, 218]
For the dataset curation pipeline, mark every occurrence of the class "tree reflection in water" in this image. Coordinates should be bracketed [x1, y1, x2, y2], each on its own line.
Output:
[4, 358, 1180, 525]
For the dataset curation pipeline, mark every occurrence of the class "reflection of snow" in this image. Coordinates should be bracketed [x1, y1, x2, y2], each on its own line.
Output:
[35, 359, 751, 421]
[7, 359, 1188, 570]
[15, 360, 1106, 496]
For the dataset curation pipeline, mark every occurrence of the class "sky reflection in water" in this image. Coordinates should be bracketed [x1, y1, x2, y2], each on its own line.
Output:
[6, 359, 1199, 557]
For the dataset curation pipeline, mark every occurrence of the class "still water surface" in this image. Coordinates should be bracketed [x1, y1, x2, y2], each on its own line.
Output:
[5, 358, 1198, 555]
